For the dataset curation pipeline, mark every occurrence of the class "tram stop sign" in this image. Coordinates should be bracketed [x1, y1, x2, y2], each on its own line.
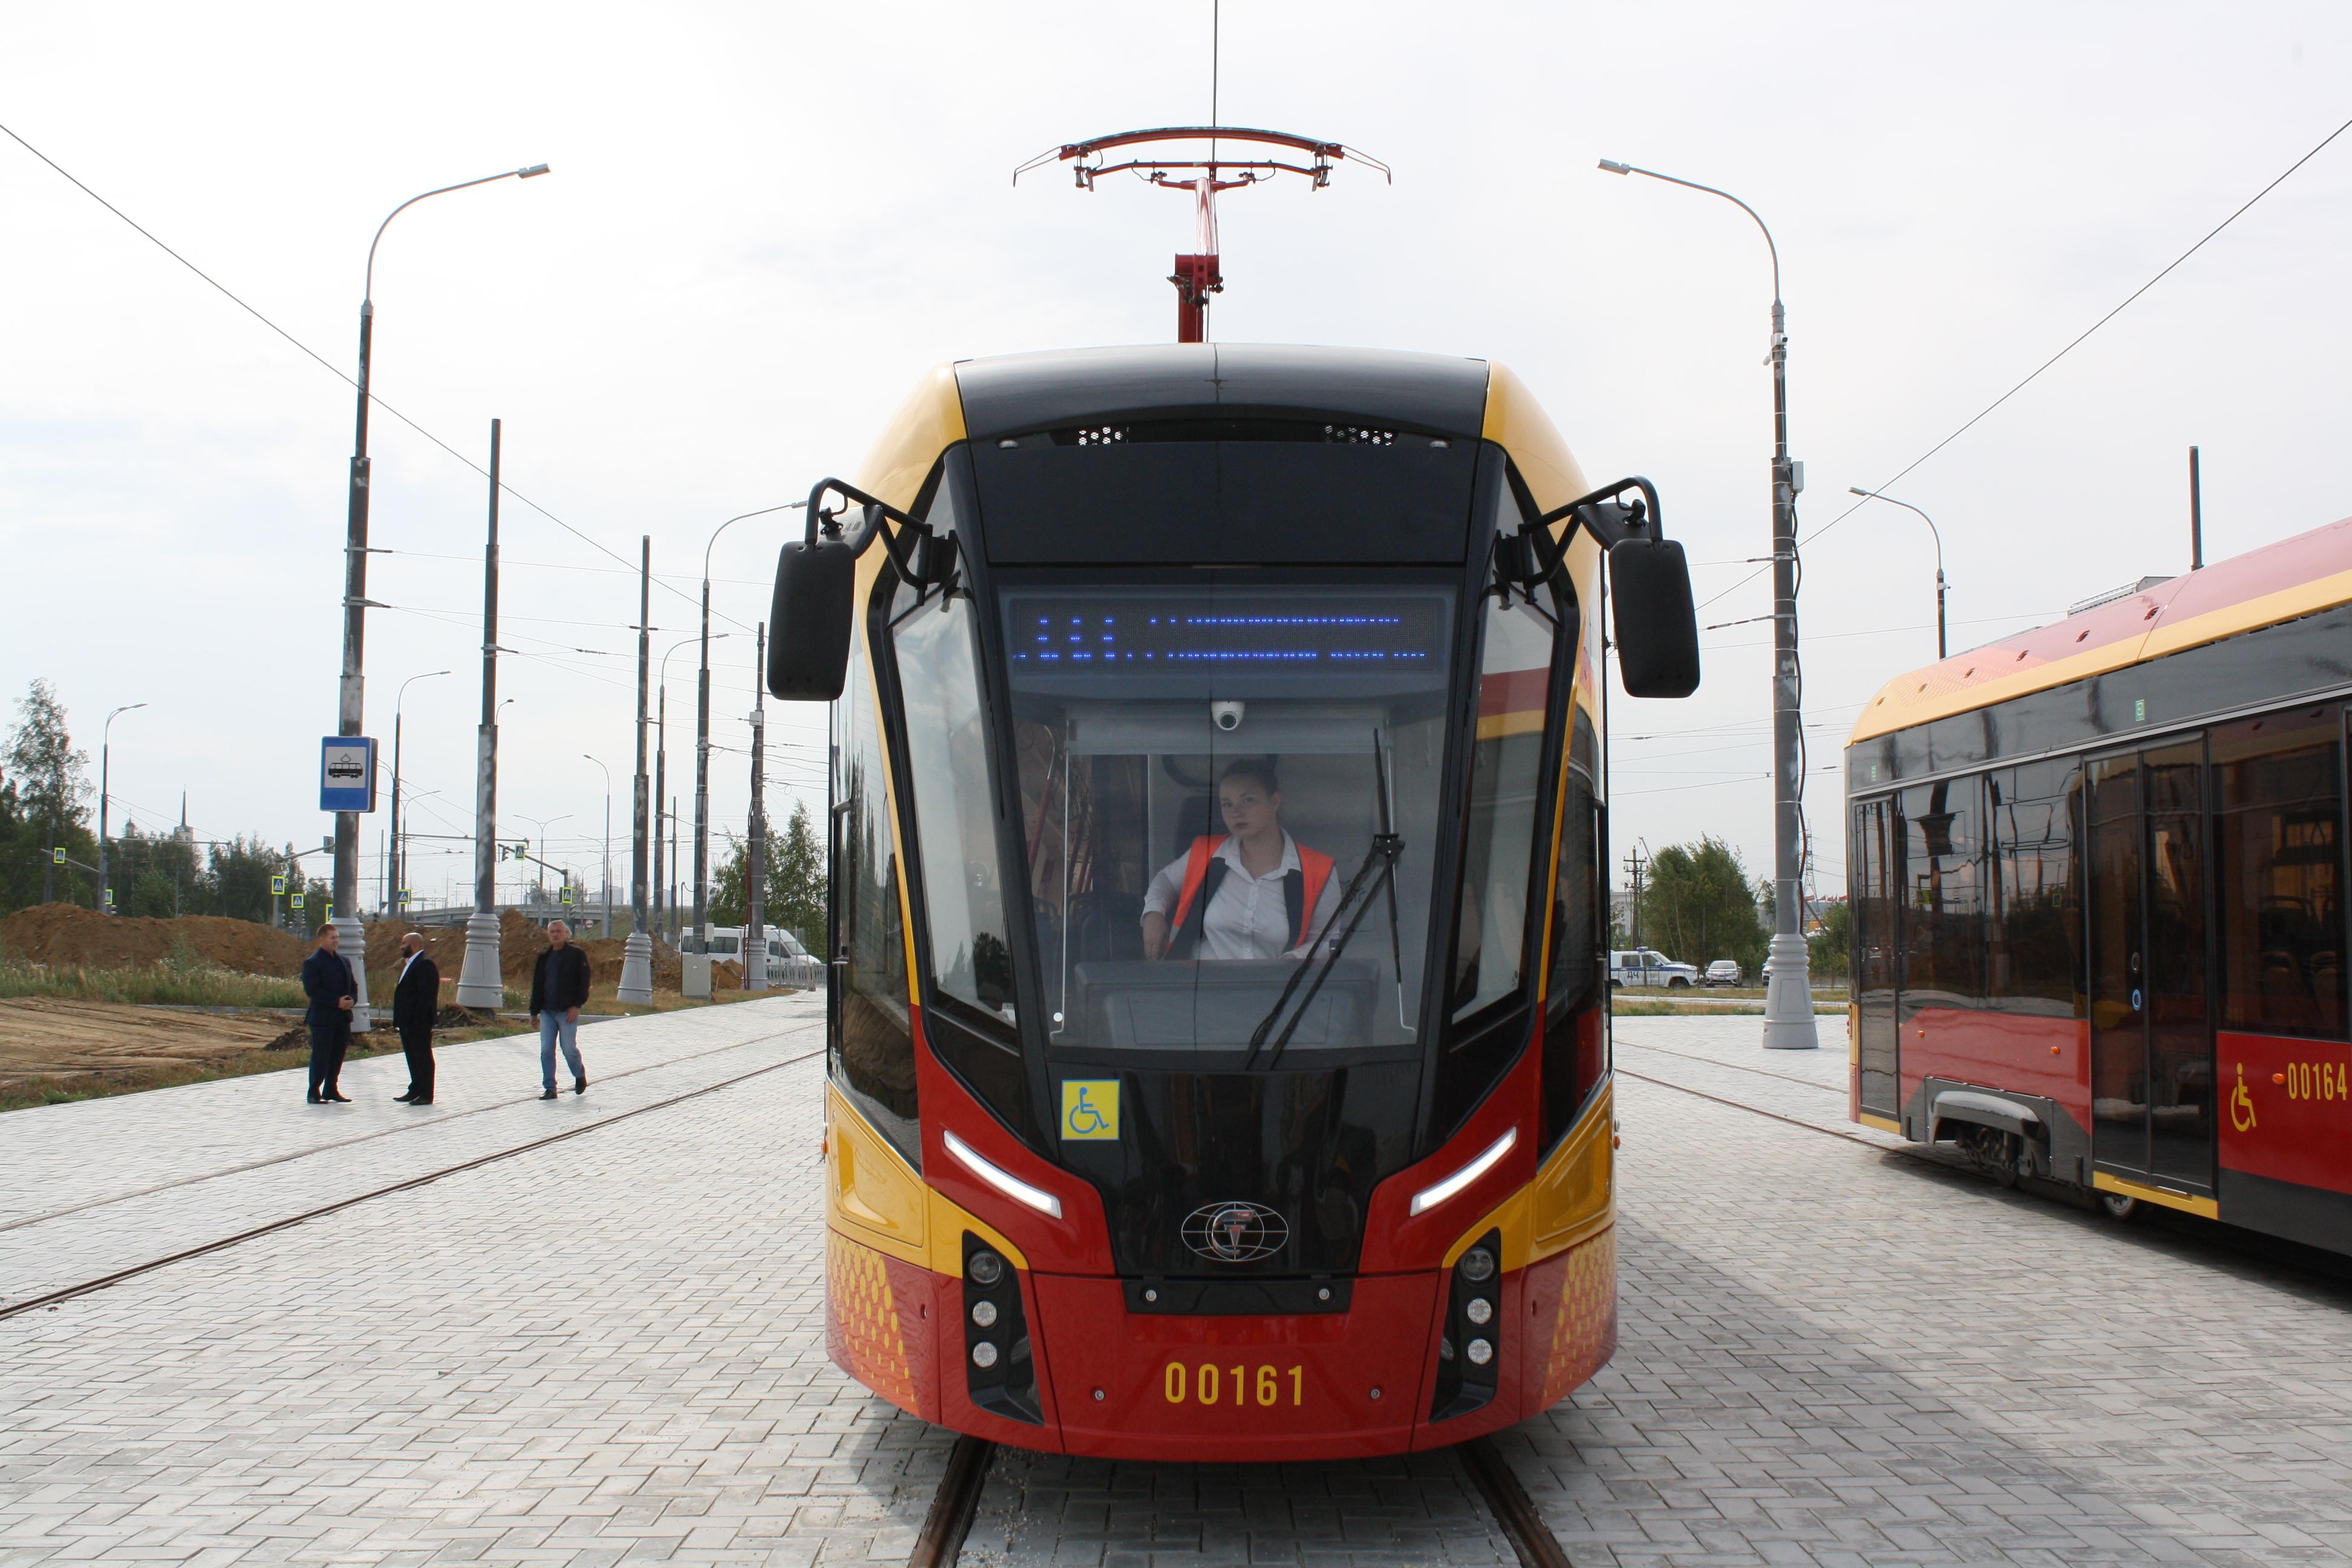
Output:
[318, 737, 377, 812]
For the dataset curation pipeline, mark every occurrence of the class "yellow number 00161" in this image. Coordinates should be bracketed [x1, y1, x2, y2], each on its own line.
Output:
[1163, 1362, 1304, 1406]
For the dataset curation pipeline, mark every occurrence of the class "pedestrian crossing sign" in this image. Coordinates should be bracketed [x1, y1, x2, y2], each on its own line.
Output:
[51, 847, 64, 864]
[560, 886, 574, 905]
[270, 875, 286, 895]
[291, 893, 305, 910]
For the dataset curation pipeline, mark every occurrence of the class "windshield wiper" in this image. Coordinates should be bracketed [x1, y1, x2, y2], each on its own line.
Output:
[1245, 730, 1408, 1071]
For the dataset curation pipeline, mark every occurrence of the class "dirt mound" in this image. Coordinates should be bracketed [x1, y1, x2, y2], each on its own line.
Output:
[0, 904, 308, 976]
[0, 996, 290, 1086]
[359, 912, 745, 995]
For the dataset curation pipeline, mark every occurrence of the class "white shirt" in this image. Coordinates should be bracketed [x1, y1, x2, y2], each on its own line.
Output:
[1142, 832, 1343, 961]
[397, 949, 422, 988]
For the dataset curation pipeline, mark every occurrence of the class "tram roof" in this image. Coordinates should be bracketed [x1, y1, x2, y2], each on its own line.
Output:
[950, 344, 1494, 440]
[1849, 512, 2352, 745]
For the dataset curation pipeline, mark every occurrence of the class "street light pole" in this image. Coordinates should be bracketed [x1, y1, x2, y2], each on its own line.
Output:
[333, 163, 547, 1030]
[98, 702, 146, 915]
[457, 420, 508, 1007]
[1847, 488, 1948, 659]
[391, 670, 450, 920]
[583, 754, 612, 937]
[1600, 157, 1817, 1050]
[694, 503, 801, 955]
[619, 538, 656, 1004]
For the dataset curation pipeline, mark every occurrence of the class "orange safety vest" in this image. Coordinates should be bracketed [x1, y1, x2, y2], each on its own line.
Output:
[1166, 834, 1336, 956]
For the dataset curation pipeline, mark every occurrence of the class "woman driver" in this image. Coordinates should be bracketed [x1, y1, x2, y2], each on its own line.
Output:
[1140, 759, 1340, 961]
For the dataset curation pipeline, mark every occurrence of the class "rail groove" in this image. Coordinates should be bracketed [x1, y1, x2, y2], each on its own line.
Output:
[0, 1045, 825, 1321]
[909, 1435, 994, 1568]
[1459, 1436, 1573, 1568]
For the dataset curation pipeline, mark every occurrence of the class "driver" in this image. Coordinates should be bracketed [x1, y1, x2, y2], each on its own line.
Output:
[1141, 759, 1339, 961]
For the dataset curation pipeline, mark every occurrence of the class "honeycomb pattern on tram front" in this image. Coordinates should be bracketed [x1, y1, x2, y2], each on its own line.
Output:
[826, 1230, 923, 1415]
[1537, 1226, 1618, 1408]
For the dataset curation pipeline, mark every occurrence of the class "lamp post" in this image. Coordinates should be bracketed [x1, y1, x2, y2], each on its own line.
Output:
[1599, 157, 1817, 1050]
[333, 163, 548, 1030]
[660, 631, 724, 947]
[457, 418, 511, 1008]
[97, 702, 146, 915]
[1847, 488, 1947, 659]
[694, 503, 801, 955]
[518, 810, 570, 916]
[391, 669, 450, 918]
[583, 754, 613, 937]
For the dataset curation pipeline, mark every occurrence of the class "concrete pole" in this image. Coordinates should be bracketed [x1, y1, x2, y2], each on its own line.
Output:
[1762, 292, 1819, 1050]
[744, 621, 769, 993]
[618, 536, 655, 1003]
[456, 419, 507, 1009]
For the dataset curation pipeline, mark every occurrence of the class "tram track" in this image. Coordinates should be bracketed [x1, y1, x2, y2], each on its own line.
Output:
[1612, 1037, 1848, 1095]
[0, 1043, 828, 1322]
[0, 1017, 825, 1236]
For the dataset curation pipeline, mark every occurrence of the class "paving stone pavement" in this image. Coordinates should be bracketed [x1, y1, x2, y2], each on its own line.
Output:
[8, 1013, 2352, 1566]
[0, 998, 826, 1308]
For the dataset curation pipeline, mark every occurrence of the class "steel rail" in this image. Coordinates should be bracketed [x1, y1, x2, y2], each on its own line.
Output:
[0, 1044, 825, 1321]
[907, 1435, 995, 1568]
[1457, 1436, 1574, 1568]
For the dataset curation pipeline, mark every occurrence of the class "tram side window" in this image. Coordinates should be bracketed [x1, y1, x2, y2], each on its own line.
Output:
[835, 619, 921, 1163]
[1539, 754, 1604, 1152]
[2214, 707, 2346, 1040]
[1988, 759, 2081, 1013]
[1448, 588, 1558, 1022]
[1899, 774, 1986, 1009]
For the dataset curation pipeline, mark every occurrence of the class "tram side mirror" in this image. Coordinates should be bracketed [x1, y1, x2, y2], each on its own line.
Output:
[1608, 537, 1701, 698]
[768, 538, 858, 701]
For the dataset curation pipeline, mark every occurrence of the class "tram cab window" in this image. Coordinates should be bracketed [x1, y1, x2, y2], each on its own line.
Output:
[1449, 584, 1559, 1022]
[1006, 583, 1451, 1059]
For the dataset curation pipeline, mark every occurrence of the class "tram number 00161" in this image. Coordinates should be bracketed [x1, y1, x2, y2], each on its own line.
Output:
[1163, 1362, 1304, 1407]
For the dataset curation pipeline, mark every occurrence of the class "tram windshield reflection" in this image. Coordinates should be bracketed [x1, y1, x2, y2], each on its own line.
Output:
[1004, 581, 1454, 1059]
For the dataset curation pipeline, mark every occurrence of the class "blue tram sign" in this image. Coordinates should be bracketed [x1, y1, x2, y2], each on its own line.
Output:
[319, 737, 377, 812]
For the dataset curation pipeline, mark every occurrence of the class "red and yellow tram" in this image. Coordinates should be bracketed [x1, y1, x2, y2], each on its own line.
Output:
[1847, 515, 2352, 1251]
[764, 345, 1700, 1457]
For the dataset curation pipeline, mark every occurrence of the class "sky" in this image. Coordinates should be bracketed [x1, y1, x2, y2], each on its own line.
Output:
[4, 1, 2349, 916]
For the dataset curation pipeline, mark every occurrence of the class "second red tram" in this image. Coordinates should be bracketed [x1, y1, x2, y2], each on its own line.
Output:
[765, 344, 1700, 1457]
[1847, 515, 2352, 1254]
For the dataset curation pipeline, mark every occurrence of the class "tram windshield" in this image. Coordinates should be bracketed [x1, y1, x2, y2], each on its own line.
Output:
[1004, 581, 1454, 1060]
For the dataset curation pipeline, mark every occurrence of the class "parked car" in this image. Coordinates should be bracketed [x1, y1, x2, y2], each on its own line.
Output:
[1609, 949, 1699, 989]
[1702, 959, 1743, 987]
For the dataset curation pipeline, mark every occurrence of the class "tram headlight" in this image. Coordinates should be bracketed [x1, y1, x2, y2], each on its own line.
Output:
[969, 1250, 1005, 1287]
[1466, 1338, 1494, 1367]
[971, 1299, 999, 1329]
[1465, 1296, 1493, 1325]
[1461, 1247, 1496, 1283]
[972, 1341, 999, 1369]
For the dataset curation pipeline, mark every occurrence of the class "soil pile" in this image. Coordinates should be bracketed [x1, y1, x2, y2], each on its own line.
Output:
[361, 912, 746, 993]
[0, 904, 308, 976]
[0, 998, 290, 1086]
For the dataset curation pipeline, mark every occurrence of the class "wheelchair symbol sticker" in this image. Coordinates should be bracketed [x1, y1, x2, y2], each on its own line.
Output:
[1060, 1080, 1120, 1142]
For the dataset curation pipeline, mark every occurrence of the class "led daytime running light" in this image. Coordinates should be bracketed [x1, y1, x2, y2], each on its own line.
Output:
[945, 1129, 1064, 1219]
[1409, 1127, 1517, 1217]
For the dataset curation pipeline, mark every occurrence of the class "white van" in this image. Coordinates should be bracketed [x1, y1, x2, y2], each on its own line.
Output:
[1609, 948, 1699, 989]
[695, 926, 821, 988]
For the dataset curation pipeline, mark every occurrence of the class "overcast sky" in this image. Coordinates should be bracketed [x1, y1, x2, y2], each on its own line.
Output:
[5, 1, 2348, 916]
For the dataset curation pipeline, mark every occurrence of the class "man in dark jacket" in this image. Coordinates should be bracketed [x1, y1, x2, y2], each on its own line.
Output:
[390, 930, 440, 1105]
[299, 922, 357, 1105]
[528, 920, 592, 1100]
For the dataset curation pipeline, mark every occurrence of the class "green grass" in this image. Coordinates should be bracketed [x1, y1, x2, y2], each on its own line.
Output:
[0, 959, 305, 1008]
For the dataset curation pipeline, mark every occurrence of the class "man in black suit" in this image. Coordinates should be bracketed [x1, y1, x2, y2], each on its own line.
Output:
[390, 930, 440, 1105]
[299, 923, 357, 1104]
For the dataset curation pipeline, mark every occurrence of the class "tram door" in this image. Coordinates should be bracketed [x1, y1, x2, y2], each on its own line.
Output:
[1852, 798, 1900, 1121]
[2086, 740, 2213, 1192]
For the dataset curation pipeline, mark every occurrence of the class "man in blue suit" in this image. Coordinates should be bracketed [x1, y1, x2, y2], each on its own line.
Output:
[301, 922, 358, 1104]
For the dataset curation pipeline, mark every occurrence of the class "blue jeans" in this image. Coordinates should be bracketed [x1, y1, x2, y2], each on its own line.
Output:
[537, 1011, 584, 1089]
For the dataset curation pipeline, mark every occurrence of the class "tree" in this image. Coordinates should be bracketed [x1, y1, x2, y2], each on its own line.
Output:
[0, 680, 97, 913]
[1639, 835, 1767, 973]
[1809, 897, 1852, 979]
[709, 800, 826, 944]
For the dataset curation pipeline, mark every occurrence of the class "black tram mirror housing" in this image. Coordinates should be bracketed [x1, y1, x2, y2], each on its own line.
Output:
[1534, 476, 1701, 701]
[768, 477, 960, 702]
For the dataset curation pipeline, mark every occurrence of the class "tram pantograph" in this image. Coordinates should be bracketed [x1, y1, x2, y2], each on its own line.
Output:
[767, 344, 1700, 1457]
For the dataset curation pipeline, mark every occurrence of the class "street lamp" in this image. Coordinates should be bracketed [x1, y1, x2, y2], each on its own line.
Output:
[661, 632, 725, 946]
[391, 669, 450, 916]
[694, 503, 802, 954]
[332, 162, 548, 1028]
[518, 811, 570, 915]
[583, 754, 613, 937]
[1599, 157, 1817, 1050]
[97, 702, 146, 915]
[1848, 488, 1948, 659]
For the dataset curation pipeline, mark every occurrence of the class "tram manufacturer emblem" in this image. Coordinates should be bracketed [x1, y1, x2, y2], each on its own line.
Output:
[1181, 1201, 1287, 1263]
